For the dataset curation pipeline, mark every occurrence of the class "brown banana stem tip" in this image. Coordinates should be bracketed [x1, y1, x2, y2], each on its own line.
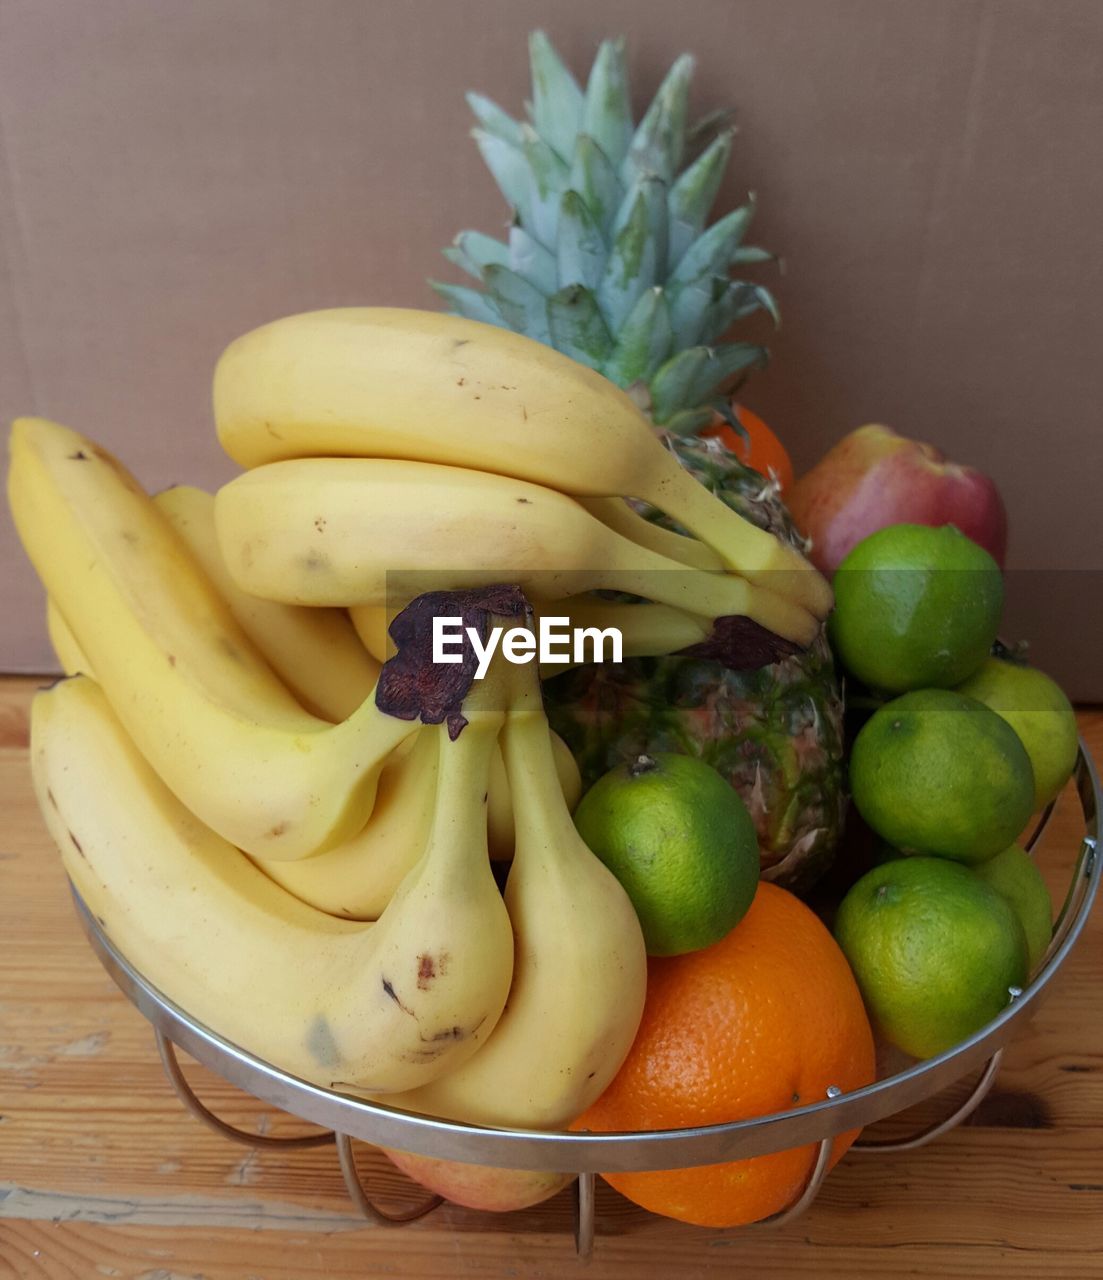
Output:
[376, 585, 531, 737]
[678, 615, 806, 671]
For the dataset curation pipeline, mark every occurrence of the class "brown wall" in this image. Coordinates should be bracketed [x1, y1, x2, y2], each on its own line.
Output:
[2, 0, 1101, 694]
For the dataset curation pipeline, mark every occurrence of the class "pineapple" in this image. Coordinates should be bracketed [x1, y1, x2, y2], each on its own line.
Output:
[437, 33, 844, 889]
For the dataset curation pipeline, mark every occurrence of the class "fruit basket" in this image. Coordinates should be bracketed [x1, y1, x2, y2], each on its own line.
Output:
[68, 743, 1099, 1259]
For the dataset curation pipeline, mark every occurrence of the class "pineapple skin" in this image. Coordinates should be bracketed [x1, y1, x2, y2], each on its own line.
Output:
[543, 433, 845, 892]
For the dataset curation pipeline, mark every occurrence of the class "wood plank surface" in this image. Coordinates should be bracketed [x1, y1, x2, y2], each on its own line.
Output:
[0, 676, 1100, 1279]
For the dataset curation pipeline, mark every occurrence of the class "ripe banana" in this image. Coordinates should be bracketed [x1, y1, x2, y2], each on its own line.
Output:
[155, 484, 381, 721]
[215, 457, 819, 646]
[33, 674, 514, 1093]
[378, 659, 647, 1129]
[8, 418, 416, 861]
[260, 711, 582, 913]
[212, 307, 830, 617]
[580, 496, 724, 572]
[253, 727, 439, 920]
[486, 728, 583, 859]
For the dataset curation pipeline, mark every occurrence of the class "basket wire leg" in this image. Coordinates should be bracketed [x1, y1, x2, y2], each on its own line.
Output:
[155, 1030, 334, 1149]
[754, 1085, 841, 1228]
[336, 1132, 444, 1225]
[574, 1170, 595, 1262]
[851, 1047, 1005, 1153]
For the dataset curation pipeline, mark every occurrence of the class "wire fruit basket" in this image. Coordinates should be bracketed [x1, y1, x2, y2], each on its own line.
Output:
[69, 744, 1099, 1260]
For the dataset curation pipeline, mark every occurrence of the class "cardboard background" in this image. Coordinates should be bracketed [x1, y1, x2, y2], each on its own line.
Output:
[2, 0, 1101, 693]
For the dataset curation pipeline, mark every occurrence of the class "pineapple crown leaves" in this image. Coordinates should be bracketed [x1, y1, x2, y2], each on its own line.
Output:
[433, 31, 778, 428]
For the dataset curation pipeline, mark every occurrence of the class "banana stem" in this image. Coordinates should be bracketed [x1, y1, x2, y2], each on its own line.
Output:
[638, 460, 833, 617]
[500, 660, 579, 850]
[593, 557, 819, 648]
[580, 496, 725, 572]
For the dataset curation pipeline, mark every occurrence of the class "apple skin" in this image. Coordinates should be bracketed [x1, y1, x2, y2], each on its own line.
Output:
[381, 1146, 575, 1212]
[788, 424, 1008, 575]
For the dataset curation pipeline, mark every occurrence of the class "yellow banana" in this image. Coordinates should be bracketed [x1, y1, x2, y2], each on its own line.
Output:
[379, 658, 647, 1129]
[32, 674, 514, 1094]
[343, 606, 580, 862]
[215, 457, 819, 646]
[8, 418, 415, 861]
[253, 727, 439, 920]
[486, 729, 583, 860]
[261, 716, 581, 906]
[213, 308, 830, 617]
[580, 496, 724, 572]
[155, 484, 380, 721]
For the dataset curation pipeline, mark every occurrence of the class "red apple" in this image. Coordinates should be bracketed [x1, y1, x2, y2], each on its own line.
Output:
[381, 1146, 575, 1212]
[788, 424, 1007, 575]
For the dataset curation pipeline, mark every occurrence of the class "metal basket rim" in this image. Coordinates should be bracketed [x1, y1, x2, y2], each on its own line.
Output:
[71, 742, 1100, 1174]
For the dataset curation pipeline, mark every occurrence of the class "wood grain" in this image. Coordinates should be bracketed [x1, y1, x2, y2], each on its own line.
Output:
[1, 677, 1100, 1279]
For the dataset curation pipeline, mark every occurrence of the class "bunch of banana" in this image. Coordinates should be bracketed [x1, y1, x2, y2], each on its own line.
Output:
[376, 658, 648, 1128]
[211, 307, 832, 641]
[32, 673, 515, 1093]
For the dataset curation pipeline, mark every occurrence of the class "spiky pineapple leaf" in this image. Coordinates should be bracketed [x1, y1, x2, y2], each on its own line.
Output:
[482, 264, 551, 343]
[567, 134, 623, 237]
[508, 226, 559, 294]
[547, 284, 614, 369]
[473, 130, 539, 230]
[622, 54, 694, 187]
[648, 346, 709, 423]
[668, 130, 733, 269]
[602, 286, 674, 388]
[445, 231, 511, 280]
[465, 92, 525, 145]
[598, 178, 668, 333]
[667, 198, 756, 289]
[683, 342, 767, 405]
[667, 273, 727, 350]
[686, 107, 738, 154]
[430, 281, 504, 328]
[518, 126, 570, 247]
[661, 406, 717, 435]
[528, 31, 584, 162]
[454, 35, 778, 426]
[581, 37, 633, 170]
[556, 190, 606, 291]
[698, 281, 780, 345]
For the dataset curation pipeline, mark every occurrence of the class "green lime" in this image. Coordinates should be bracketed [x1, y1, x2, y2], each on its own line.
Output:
[830, 523, 1003, 692]
[849, 689, 1035, 864]
[573, 752, 759, 956]
[957, 657, 1078, 809]
[835, 856, 1028, 1059]
[973, 843, 1053, 971]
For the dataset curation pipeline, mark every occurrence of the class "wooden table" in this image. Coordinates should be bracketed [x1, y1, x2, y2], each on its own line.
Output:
[1, 676, 1100, 1279]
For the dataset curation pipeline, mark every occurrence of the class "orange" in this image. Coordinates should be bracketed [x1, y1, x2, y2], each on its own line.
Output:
[573, 882, 875, 1227]
[703, 402, 794, 492]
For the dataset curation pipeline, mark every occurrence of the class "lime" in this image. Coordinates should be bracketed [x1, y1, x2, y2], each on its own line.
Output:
[835, 856, 1028, 1059]
[849, 688, 1035, 864]
[830, 524, 1003, 692]
[973, 843, 1053, 971]
[957, 657, 1078, 809]
[573, 753, 759, 956]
